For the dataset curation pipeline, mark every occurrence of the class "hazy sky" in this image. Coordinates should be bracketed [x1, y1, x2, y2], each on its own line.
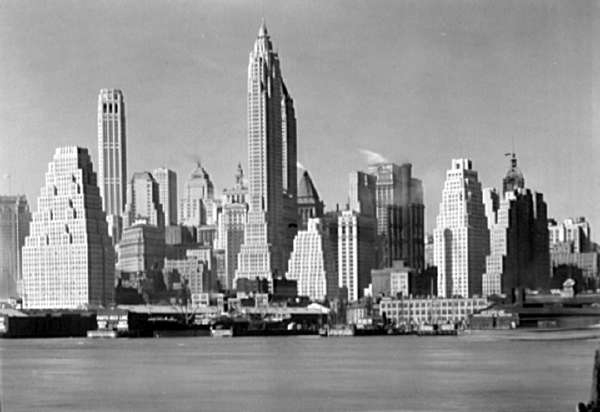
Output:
[1, 0, 598, 233]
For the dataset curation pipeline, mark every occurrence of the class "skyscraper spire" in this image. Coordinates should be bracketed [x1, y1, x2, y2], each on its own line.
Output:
[236, 22, 298, 288]
[258, 19, 268, 38]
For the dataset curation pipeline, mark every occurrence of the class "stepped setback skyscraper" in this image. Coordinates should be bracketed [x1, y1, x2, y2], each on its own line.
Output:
[235, 21, 298, 286]
[22, 147, 114, 309]
[434, 159, 489, 298]
[98, 89, 127, 244]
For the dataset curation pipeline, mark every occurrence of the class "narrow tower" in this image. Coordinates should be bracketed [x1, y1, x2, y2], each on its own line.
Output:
[98, 89, 127, 243]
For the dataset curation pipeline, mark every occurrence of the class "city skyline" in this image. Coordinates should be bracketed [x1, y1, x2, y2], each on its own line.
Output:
[0, 1, 598, 235]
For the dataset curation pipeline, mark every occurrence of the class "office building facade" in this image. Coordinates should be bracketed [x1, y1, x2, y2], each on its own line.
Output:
[123, 172, 164, 228]
[286, 217, 338, 302]
[153, 168, 178, 226]
[0, 195, 31, 299]
[22, 147, 114, 309]
[367, 163, 424, 271]
[434, 159, 489, 298]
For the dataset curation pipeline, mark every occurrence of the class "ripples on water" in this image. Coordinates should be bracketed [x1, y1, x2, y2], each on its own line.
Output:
[0, 336, 596, 411]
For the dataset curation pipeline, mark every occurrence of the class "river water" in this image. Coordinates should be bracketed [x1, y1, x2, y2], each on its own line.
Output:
[0, 335, 596, 411]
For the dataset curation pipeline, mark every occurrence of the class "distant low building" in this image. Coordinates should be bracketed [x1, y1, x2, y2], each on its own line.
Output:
[371, 261, 414, 298]
[379, 296, 489, 326]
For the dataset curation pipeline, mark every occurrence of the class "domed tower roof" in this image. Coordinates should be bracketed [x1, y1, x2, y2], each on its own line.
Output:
[190, 161, 210, 179]
[502, 153, 525, 194]
[298, 171, 320, 202]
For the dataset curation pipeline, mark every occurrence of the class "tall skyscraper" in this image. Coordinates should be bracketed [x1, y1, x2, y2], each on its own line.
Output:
[297, 170, 324, 230]
[179, 162, 215, 227]
[123, 172, 164, 228]
[97, 89, 126, 244]
[215, 164, 248, 290]
[0, 195, 31, 300]
[434, 159, 489, 298]
[367, 163, 424, 270]
[286, 217, 338, 302]
[482, 155, 549, 298]
[338, 171, 377, 302]
[236, 21, 298, 285]
[22, 147, 114, 309]
[153, 168, 178, 226]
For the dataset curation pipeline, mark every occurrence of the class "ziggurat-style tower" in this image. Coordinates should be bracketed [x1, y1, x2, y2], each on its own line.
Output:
[22, 147, 114, 309]
[235, 21, 298, 287]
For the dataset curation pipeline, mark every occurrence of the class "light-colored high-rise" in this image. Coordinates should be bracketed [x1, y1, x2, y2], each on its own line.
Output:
[286, 217, 338, 302]
[123, 172, 164, 228]
[98, 89, 126, 244]
[338, 171, 377, 302]
[0, 195, 31, 300]
[215, 164, 248, 290]
[179, 162, 215, 227]
[22, 147, 114, 309]
[434, 159, 489, 298]
[235, 21, 297, 285]
[153, 168, 177, 226]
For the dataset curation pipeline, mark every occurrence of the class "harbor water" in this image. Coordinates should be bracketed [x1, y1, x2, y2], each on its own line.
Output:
[0, 335, 596, 411]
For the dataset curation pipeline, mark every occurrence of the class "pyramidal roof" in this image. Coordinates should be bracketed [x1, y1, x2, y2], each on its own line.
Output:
[298, 171, 320, 201]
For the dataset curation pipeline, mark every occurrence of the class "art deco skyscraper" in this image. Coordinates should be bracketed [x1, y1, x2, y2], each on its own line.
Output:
[434, 159, 489, 298]
[153, 168, 178, 226]
[98, 89, 127, 244]
[22, 147, 114, 309]
[235, 21, 298, 285]
[0, 195, 31, 300]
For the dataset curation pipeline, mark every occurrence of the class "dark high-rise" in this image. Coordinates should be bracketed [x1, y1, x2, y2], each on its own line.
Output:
[367, 163, 424, 271]
[483, 154, 550, 298]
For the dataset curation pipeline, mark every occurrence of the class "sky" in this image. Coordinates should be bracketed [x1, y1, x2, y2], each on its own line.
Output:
[0, 0, 598, 234]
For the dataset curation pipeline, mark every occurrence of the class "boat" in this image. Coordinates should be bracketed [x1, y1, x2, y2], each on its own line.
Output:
[211, 326, 233, 337]
[87, 329, 117, 339]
